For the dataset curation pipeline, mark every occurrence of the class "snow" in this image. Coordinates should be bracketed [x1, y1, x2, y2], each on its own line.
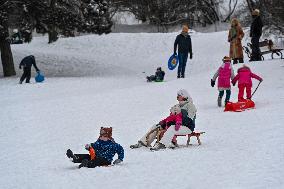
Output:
[0, 31, 284, 189]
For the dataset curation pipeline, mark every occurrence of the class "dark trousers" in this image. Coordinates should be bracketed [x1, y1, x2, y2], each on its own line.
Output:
[20, 67, 31, 83]
[72, 154, 110, 168]
[251, 36, 262, 61]
[177, 53, 188, 78]
[219, 90, 231, 103]
[146, 75, 156, 82]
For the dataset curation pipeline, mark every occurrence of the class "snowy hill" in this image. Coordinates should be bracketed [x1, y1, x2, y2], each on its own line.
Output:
[0, 31, 284, 189]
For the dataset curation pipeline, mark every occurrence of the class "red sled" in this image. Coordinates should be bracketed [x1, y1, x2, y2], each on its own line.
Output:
[224, 99, 255, 112]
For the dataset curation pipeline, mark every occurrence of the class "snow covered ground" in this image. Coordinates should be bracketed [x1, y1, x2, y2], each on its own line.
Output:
[0, 31, 284, 189]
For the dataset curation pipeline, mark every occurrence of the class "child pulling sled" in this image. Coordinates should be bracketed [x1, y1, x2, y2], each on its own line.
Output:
[66, 127, 124, 168]
[232, 64, 263, 102]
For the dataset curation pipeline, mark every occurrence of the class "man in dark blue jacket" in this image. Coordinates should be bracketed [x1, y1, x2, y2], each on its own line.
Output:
[174, 25, 193, 78]
[250, 9, 263, 61]
[19, 55, 40, 84]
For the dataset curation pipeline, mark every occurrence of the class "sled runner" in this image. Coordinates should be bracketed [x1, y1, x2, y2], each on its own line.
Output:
[168, 54, 179, 70]
[224, 99, 255, 112]
[145, 127, 205, 147]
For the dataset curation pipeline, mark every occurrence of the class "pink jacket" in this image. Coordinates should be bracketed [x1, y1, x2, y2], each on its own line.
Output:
[232, 66, 262, 87]
[212, 61, 234, 90]
[161, 112, 182, 129]
[218, 62, 233, 88]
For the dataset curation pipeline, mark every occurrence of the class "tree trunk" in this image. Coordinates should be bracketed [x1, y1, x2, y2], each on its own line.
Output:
[0, 39, 16, 77]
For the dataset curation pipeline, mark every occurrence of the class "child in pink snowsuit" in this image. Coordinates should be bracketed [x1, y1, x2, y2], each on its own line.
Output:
[158, 105, 182, 131]
[232, 64, 263, 101]
[211, 56, 235, 107]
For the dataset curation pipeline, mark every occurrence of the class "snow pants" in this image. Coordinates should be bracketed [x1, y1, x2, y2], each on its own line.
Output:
[219, 90, 231, 103]
[72, 154, 110, 168]
[177, 53, 188, 78]
[238, 84, 252, 101]
[159, 126, 192, 147]
[139, 124, 160, 146]
[146, 75, 157, 82]
[20, 67, 32, 83]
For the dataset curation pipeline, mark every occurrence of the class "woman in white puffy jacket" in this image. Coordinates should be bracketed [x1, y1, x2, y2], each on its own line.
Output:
[130, 89, 197, 150]
[151, 89, 197, 150]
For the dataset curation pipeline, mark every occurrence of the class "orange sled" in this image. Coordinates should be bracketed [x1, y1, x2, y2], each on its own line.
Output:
[224, 99, 255, 112]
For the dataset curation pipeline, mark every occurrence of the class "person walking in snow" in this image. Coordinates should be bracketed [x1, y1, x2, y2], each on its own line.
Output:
[174, 25, 193, 78]
[211, 56, 235, 107]
[249, 9, 263, 61]
[146, 67, 165, 82]
[232, 64, 263, 102]
[228, 18, 244, 64]
[130, 89, 197, 150]
[66, 127, 124, 168]
[19, 55, 40, 84]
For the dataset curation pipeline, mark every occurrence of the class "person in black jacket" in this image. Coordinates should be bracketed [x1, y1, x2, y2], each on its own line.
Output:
[19, 55, 40, 84]
[249, 9, 263, 61]
[174, 25, 193, 78]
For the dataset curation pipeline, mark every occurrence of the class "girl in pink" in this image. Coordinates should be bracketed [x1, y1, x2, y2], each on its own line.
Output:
[211, 56, 235, 107]
[232, 64, 263, 101]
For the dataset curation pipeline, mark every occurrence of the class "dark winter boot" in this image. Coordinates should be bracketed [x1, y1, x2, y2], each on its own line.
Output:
[233, 59, 238, 64]
[78, 159, 89, 168]
[239, 58, 244, 63]
[66, 149, 74, 159]
[217, 96, 222, 107]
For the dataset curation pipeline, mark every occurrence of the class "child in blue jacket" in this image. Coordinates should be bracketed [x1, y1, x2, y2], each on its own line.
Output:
[66, 127, 124, 168]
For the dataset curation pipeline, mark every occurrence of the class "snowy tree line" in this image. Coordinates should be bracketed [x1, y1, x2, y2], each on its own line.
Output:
[1, 0, 283, 77]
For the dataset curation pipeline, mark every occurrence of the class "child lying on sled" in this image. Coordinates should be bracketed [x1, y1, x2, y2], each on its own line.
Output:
[66, 127, 124, 168]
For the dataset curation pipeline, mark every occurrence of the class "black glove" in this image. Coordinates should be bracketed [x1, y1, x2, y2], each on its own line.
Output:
[173, 52, 177, 56]
[190, 53, 193, 59]
[211, 79, 215, 87]
[113, 159, 122, 165]
[232, 82, 236, 86]
[19, 66, 22, 69]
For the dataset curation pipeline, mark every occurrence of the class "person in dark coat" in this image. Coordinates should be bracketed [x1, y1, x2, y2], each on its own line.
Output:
[174, 25, 193, 78]
[146, 67, 165, 82]
[19, 55, 40, 84]
[249, 9, 263, 61]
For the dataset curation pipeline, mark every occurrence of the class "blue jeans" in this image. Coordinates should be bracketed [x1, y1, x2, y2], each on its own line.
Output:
[177, 53, 188, 77]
